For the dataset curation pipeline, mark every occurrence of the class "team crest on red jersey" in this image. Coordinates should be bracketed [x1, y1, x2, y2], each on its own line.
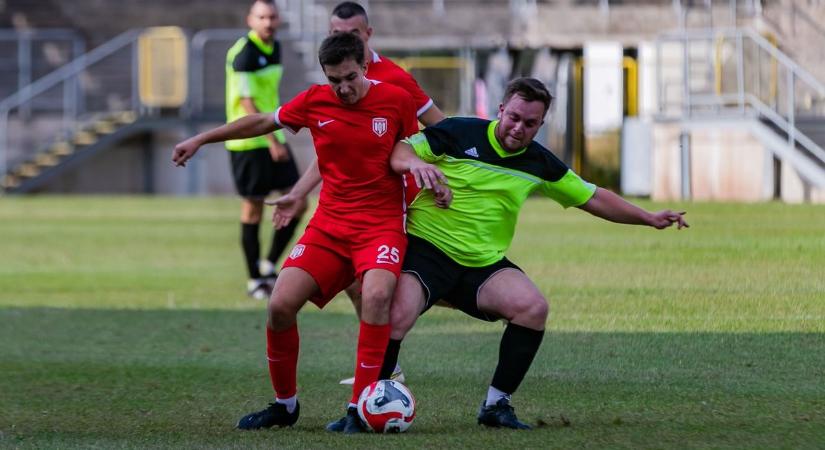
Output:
[289, 244, 305, 260]
[372, 117, 388, 137]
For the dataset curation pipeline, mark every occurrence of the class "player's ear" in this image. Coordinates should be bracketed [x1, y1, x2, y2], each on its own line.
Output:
[497, 103, 504, 119]
[365, 26, 373, 41]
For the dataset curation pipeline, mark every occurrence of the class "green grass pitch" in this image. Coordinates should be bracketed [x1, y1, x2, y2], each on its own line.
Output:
[1, 196, 823, 449]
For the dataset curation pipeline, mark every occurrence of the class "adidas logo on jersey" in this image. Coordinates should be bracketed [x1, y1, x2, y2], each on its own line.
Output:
[464, 147, 479, 158]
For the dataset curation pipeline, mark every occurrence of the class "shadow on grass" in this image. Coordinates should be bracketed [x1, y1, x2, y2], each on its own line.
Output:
[1, 307, 823, 449]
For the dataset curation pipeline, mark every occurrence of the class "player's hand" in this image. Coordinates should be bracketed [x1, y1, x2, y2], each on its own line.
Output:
[269, 141, 290, 162]
[408, 161, 447, 190]
[266, 192, 307, 229]
[649, 210, 688, 230]
[433, 184, 452, 209]
[172, 138, 201, 167]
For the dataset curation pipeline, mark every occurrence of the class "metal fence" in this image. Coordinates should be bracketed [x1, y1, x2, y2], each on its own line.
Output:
[0, 29, 85, 110]
[0, 29, 143, 181]
[656, 27, 825, 185]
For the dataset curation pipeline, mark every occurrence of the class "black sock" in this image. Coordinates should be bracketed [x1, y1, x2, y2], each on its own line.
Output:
[378, 339, 402, 380]
[241, 222, 261, 279]
[266, 215, 301, 265]
[490, 323, 545, 394]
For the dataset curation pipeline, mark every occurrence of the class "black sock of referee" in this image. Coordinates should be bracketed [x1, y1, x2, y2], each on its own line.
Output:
[489, 323, 545, 397]
[378, 339, 403, 380]
[266, 215, 300, 265]
[241, 222, 261, 279]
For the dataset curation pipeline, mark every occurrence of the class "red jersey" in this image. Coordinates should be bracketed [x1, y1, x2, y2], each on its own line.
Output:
[275, 81, 418, 230]
[366, 50, 434, 118]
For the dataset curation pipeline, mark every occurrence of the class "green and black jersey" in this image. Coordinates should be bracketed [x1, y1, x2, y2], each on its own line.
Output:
[225, 31, 286, 151]
[405, 117, 596, 267]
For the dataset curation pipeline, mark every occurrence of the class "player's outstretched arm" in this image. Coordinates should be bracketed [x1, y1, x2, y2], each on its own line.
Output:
[171, 113, 281, 167]
[578, 187, 688, 230]
[239, 98, 289, 162]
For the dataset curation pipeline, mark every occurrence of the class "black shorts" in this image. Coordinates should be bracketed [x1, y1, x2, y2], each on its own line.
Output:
[402, 234, 522, 322]
[229, 145, 300, 198]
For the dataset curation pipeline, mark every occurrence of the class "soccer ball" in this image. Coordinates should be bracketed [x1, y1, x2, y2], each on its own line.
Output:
[357, 379, 416, 433]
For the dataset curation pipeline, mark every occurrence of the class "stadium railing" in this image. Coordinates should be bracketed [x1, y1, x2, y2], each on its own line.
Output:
[655, 27, 825, 189]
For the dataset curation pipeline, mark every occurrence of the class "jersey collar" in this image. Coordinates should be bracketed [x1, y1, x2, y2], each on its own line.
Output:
[487, 120, 528, 158]
[248, 30, 274, 55]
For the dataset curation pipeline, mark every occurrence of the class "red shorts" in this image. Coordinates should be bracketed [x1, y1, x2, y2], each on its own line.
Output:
[281, 222, 407, 308]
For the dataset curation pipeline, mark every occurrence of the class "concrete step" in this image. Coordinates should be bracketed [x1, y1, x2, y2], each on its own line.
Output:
[73, 130, 96, 146]
[34, 153, 59, 167]
[52, 141, 74, 156]
[18, 162, 41, 178]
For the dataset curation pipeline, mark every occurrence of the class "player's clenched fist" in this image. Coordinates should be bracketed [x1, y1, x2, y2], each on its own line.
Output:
[172, 138, 201, 167]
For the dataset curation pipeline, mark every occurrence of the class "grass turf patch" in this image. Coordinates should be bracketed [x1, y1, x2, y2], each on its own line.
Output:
[1, 196, 823, 448]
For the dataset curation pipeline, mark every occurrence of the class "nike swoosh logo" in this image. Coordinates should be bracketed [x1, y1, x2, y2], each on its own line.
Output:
[318, 119, 335, 127]
[360, 362, 381, 369]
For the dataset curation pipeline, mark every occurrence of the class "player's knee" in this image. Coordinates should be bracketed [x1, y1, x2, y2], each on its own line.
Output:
[241, 200, 264, 223]
[361, 283, 394, 307]
[510, 294, 548, 323]
[267, 295, 297, 325]
[389, 300, 416, 336]
[530, 296, 549, 322]
[241, 212, 262, 224]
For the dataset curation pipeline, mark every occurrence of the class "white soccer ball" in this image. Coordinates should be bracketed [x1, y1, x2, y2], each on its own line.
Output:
[356, 379, 416, 433]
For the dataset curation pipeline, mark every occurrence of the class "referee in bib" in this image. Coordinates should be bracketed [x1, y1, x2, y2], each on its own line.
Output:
[225, 0, 305, 299]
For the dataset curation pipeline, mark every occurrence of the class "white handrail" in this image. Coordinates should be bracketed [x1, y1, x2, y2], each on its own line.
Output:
[0, 29, 143, 183]
[655, 26, 825, 183]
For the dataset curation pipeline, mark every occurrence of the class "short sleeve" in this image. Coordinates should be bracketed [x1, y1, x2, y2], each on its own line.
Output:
[274, 88, 310, 133]
[404, 132, 437, 162]
[231, 48, 256, 72]
[403, 119, 458, 162]
[540, 169, 597, 208]
[272, 42, 282, 64]
[391, 69, 433, 117]
[399, 93, 419, 140]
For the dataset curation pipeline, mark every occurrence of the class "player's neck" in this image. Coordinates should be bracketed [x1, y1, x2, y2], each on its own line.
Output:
[359, 77, 372, 101]
[252, 31, 274, 46]
[363, 49, 373, 73]
[493, 122, 507, 150]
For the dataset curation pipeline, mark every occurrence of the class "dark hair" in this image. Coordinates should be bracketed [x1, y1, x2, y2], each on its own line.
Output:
[250, 0, 276, 12]
[502, 77, 554, 114]
[318, 32, 365, 67]
[332, 2, 369, 24]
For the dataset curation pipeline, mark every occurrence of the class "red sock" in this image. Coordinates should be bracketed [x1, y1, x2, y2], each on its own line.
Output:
[351, 321, 391, 404]
[266, 324, 299, 399]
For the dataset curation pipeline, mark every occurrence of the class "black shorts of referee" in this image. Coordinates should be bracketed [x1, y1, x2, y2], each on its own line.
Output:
[229, 144, 300, 198]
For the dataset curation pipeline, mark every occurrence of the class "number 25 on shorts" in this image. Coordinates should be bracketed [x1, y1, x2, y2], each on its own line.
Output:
[376, 245, 400, 264]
